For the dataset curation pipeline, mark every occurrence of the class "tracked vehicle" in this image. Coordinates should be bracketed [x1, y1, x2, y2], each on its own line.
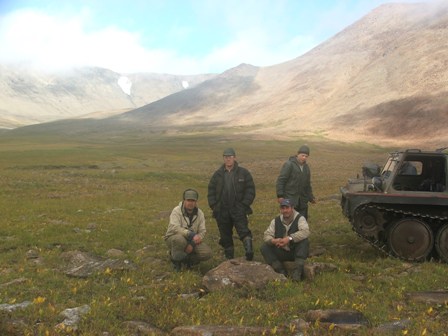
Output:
[340, 148, 448, 262]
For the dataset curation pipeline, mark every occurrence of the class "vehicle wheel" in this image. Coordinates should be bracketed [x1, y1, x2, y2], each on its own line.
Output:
[387, 218, 434, 261]
[435, 224, 448, 263]
[354, 207, 383, 238]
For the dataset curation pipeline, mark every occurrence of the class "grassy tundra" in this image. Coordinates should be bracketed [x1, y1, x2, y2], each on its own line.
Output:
[0, 132, 447, 335]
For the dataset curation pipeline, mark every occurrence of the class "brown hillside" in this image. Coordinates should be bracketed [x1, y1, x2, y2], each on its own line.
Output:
[115, 2, 448, 146]
[3, 2, 448, 147]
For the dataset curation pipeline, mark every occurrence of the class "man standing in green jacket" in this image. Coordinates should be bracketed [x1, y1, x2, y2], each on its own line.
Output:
[276, 145, 316, 220]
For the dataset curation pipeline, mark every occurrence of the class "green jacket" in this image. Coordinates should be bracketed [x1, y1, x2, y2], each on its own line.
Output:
[276, 156, 314, 208]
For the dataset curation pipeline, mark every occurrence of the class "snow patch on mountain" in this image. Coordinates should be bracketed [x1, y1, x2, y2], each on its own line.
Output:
[182, 80, 189, 89]
[118, 76, 132, 95]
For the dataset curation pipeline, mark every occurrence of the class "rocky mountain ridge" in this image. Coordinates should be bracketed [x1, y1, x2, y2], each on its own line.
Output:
[0, 65, 215, 128]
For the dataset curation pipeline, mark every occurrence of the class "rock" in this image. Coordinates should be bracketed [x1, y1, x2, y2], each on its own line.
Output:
[0, 301, 32, 313]
[60, 250, 136, 278]
[202, 259, 337, 291]
[106, 248, 125, 258]
[171, 320, 308, 336]
[405, 290, 448, 304]
[122, 321, 167, 335]
[283, 261, 338, 280]
[202, 258, 286, 292]
[26, 249, 39, 259]
[306, 309, 370, 330]
[179, 291, 203, 299]
[171, 325, 277, 336]
[374, 319, 412, 333]
[0, 277, 27, 288]
[55, 305, 90, 331]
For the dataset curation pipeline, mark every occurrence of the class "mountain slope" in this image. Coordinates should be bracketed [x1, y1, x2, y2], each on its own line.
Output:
[111, 1, 448, 146]
[0, 65, 215, 128]
[4, 2, 448, 146]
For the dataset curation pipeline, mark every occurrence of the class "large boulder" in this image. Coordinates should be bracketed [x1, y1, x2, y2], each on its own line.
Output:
[202, 258, 286, 292]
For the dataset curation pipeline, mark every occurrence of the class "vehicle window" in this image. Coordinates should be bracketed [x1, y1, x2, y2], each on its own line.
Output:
[399, 161, 422, 175]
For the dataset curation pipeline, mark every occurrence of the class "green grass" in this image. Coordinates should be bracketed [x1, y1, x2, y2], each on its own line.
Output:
[0, 132, 447, 335]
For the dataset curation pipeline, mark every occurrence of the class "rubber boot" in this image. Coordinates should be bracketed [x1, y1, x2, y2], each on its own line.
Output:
[243, 237, 254, 261]
[271, 261, 287, 276]
[184, 255, 200, 269]
[224, 247, 234, 259]
[291, 259, 305, 282]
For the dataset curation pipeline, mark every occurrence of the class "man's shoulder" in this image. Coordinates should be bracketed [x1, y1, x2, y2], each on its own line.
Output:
[212, 165, 225, 174]
[209, 167, 223, 181]
[236, 164, 252, 175]
[281, 157, 297, 168]
[173, 202, 183, 210]
[170, 203, 182, 216]
[289, 156, 300, 166]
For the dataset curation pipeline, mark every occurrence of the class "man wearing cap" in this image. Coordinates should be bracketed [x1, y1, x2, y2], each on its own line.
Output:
[260, 198, 310, 281]
[276, 144, 316, 220]
[207, 148, 256, 260]
[165, 189, 212, 272]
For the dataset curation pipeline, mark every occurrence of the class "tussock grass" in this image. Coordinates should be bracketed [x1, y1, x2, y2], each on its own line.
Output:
[0, 133, 446, 335]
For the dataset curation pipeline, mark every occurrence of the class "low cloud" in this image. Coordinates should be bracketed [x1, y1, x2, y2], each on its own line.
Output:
[4, 1, 437, 75]
[0, 9, 176, 73]
[0, 5, 318, 75]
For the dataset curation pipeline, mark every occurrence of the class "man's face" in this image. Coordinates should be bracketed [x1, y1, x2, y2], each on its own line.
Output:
[280, 205, 294, 220]
[183, 199, 197, 212]
[297, 153, 308, 164]
[223, 155, 235, 169]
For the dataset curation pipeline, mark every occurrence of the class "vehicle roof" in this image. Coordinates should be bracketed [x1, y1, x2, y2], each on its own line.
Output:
[390, 148, 448, 156]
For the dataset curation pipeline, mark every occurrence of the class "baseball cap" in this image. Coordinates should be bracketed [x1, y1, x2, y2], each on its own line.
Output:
[280, 199, 293, 207]
[223, 148, 236, 156]
[183, 189, 199, 201]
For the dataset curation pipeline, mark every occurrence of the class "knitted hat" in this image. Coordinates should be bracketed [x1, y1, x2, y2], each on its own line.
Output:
[298, 145, 310, 155]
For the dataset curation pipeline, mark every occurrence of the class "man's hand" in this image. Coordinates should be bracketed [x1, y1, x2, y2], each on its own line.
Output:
[192, 234, 202, 245]
[272, 237, 289, 248]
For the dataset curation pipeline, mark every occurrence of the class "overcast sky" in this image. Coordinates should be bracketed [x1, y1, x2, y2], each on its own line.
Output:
[0, 0, 436, 75]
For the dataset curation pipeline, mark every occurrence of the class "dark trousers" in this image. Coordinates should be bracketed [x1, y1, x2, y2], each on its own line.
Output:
[216, 207, 252, 249]
[260, 238, 309, 265]
[294, 206, 308, 220]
